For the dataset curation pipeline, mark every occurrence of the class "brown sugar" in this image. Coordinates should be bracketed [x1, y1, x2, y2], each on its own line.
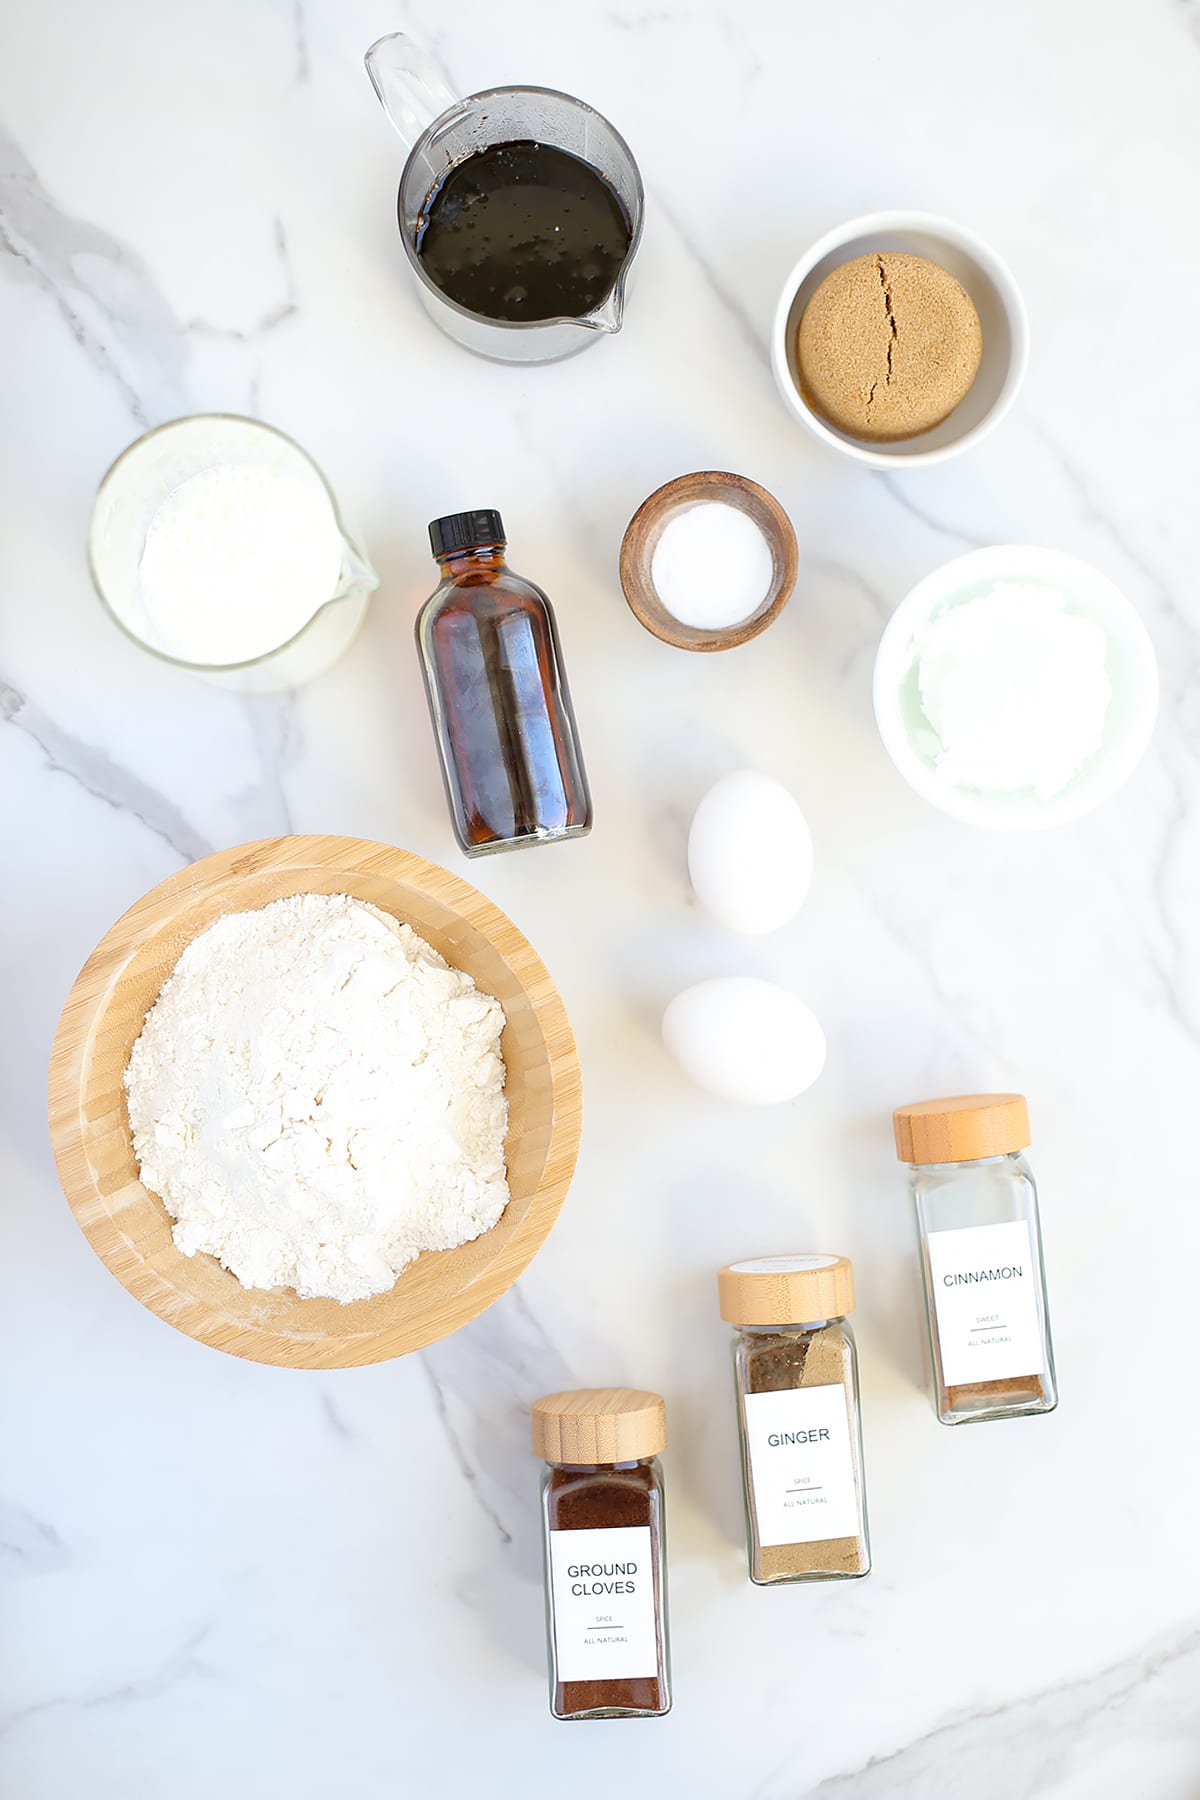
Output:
[797, 251, 982, 443]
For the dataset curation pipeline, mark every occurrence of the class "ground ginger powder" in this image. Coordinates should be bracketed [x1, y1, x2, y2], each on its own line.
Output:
[719, 1255, 871, 1586]
[743, 1326, 870, 1581]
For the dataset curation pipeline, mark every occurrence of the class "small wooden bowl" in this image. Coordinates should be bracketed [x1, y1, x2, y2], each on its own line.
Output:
[619, 471, 798, 652]
[47, 836, 582, 1369]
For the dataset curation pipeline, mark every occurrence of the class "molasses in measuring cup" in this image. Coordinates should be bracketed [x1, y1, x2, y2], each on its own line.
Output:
[364, 33, 643, 363]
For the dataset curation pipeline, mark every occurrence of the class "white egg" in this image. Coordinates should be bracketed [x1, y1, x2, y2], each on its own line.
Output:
[661, 977, 826, 1105]
[687, 770, 813, 935]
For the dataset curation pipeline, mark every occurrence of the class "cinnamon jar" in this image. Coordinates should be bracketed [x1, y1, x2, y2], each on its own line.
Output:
[894, 1093, 1058, 1426]
[531, 1388, 671, 1721]
[719, 1256, 870, 1585]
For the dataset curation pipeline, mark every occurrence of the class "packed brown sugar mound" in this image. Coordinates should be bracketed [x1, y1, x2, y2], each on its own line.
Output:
[797, 251, 983, 443]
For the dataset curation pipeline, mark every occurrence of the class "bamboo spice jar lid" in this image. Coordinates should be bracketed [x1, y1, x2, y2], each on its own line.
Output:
[893, 1093, 1031, 1165]
[531, 1388, 667, 1464]
[718, 1254, 855, 1326]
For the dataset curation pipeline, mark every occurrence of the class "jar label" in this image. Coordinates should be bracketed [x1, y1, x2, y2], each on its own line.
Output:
[927, 1219, 1044, 1385]
[742, 1383, 860, 1547]
[547, 1526, 659, 1682]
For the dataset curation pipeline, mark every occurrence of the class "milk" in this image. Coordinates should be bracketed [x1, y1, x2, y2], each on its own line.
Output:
[89, 415, 376, 692]
[138, 460, 344, 666]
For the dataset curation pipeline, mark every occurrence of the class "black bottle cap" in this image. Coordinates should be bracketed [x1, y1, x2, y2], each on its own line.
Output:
[428, 509, 506, 558]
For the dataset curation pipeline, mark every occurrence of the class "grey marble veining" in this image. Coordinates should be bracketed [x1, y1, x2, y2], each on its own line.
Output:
[0, 674, 211, 863]
[0, 123, 189, 427]
[0, 1621, 222, 1744]
[0, 1503, 70, 1577]
[795, 1621, 1200, 1800]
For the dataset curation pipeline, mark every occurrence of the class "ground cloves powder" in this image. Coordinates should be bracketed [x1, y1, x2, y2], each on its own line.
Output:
[532, 1388, 672, 1720]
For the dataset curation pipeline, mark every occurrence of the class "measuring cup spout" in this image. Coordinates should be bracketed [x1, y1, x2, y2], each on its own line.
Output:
[334, 535, 379, 602]
[582, 285, 625, 336]
[364, 33, 460, 149]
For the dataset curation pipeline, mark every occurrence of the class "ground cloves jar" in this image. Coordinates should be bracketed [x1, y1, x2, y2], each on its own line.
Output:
[719, 1256, 870, 1585]
[532, 1388, 671, 1721]
[894, 1093, 1058, 1426]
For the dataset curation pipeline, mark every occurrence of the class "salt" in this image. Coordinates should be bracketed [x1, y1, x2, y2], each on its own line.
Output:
[650, 501, 774, 631]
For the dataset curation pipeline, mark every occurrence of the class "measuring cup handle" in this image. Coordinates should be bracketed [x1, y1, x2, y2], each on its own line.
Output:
[364, 33, 461, 149]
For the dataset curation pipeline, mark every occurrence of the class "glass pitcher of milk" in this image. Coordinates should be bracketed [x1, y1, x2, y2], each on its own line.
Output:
[88, 415, 378, 693]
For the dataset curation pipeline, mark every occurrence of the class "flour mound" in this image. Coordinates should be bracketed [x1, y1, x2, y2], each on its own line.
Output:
[124, 893, 509, 1303]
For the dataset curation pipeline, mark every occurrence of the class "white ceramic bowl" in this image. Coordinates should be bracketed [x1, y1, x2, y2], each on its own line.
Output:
[771, 211, 1029, 469]
[873, 546, 1159, 829]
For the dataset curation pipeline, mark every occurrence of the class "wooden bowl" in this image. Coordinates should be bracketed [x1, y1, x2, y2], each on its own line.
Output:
[47, 836, 582, 1369]
[619, 471, 798, 652]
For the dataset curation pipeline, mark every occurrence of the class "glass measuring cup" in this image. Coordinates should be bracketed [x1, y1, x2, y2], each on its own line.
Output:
[364, 33, 644, 364]
[88, 416, 378, 694]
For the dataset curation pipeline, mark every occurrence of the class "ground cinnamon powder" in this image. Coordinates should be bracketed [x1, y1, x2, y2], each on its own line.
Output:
[893, 1096, 1058, 1425]
[943, 1373, 1048, 1415]
[743, 1326, 869, 1582]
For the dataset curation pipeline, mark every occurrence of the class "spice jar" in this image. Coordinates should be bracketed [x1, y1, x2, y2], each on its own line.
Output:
[894, 1093, 1058, 1426]
[718, 1256, 870, 1585]
[532, 1388, 671, 1721]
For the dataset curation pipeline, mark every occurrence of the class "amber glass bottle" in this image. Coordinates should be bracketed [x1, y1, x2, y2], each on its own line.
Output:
[532, 1388, 672, 1721]
[417, 509, 592, 856]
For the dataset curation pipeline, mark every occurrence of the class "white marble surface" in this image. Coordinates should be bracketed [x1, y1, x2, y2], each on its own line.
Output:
[3, 2, 1200, 1794]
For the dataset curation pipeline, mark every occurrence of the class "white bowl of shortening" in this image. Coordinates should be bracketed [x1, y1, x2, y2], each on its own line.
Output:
[873, 546, 1159, 829]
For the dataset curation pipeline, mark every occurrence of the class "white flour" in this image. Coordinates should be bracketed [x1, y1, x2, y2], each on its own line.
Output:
[124, 893, 509, 1303]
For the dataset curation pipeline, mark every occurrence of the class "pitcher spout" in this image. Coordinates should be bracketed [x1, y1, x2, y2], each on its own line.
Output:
[335, 536, 380, 601]
[581, 285, 625, 336]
